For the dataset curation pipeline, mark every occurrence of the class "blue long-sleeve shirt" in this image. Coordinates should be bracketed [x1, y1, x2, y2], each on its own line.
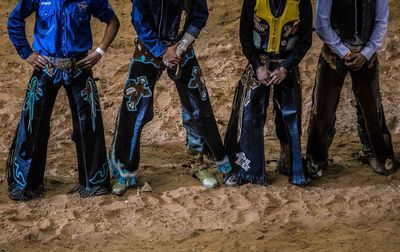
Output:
[315, 0, 389, 60]
[8, 0, 115, 59]
[131, 0, 209, 58]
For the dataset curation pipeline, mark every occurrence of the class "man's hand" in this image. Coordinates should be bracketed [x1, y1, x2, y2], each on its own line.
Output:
[76, 50, 103, 69]
[267, 67, 287, 86]
[256, 66, 269, 85]
[26, 52, 47, 70]
[162, 44, 181, 68]
[345, 53, 367, 71]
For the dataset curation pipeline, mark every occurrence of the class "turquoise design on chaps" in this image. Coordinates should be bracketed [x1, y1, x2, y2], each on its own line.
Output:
[89, 163, 108, 185]
[81, 77, 100, 132]
[180, 48, 195, 67]
[72, 68, 83, 79]
[13, 161, 27, 187]
[132, 55, 161, 69]
[42, 65, 83, 84]
[188, 66, 208, 101]
[23, 77, 43, 133]
[43, 66, 53, 78]
[124, 76, 152, 111]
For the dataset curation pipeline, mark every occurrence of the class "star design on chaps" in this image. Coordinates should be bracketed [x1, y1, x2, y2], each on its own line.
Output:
[124, 76, 152, 111]
[188, 66, 208, 101]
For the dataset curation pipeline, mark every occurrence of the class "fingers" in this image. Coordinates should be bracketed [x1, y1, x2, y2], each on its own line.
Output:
[29, 55, 47, 70]
[266, 75, 278, 86]
[346, 54, 357, 62]
[31, 63, 41, 71]
[36, 55, 47, 66]
[81, 56, 96, 69]
[76, 58, 92, 69]
[266, 69, 286, 86]
[266, 70, 278, 86]
[168, 57, 180, 64]
[169, 60, 179, 67]
[345, 59, 363, 71]
[171, 55, 181, 62]
[163, 55, 181, 68]
[76, 55, 101, 69]
[35, 60, 46, 69]
[76, 57, 89, 67]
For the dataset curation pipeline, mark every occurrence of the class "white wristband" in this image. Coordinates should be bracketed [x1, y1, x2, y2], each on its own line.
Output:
[96, 47, 106, 56]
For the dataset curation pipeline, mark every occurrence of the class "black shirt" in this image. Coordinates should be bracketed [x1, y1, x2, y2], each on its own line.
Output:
[240, 0, 313, 71]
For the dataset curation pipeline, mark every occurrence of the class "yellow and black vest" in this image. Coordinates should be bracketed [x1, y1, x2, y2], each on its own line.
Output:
[253, 0, 300, 55]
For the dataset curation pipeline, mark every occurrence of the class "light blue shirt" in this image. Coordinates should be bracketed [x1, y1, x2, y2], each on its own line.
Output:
[315, 0, 389, 60]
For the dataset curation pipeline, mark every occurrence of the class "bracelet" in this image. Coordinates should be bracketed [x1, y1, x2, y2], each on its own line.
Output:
[95, 47, 106, 56]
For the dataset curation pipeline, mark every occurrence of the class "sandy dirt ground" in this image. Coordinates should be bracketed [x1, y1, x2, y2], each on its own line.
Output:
[0, 0, 399, 251]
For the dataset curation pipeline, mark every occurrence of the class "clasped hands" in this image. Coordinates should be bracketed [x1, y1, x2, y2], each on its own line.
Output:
[256, 65, 287, 86]
[162, 44, 181, 68]
[344, 52, 367, 71]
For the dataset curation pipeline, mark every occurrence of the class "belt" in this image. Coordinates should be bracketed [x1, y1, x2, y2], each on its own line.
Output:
[258, 54, 286, 64]
[43, 56, 76, 71]
[43, 55, 85, 71]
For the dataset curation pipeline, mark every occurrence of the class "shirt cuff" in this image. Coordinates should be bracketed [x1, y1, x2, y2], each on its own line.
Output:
[18, 46, 33, 60]
[360, 47, 375, 61]
[151, 42, 167, 58]
[185, 25, 201, 39]
[336, 44, 351, 59]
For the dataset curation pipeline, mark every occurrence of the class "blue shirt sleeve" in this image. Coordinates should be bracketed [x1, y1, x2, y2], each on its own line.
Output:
[361, 0, 389, 60]
[131, 0, 166, 58]
[315, 0, 350, 59]
[91, 0, 115, 23]
[8, 0, 37, 60]
[186, 0, 209, 38]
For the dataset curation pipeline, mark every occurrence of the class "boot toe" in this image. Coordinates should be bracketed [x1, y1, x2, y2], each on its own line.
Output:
[202, 176, 219, 188]
[111, 181, 128, 196]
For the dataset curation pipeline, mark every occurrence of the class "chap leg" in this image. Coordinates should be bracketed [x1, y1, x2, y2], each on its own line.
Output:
[170, 49, 227, 164]
[273, 67, 305, 185]
[350, 58, 394, 174]
[181, 105, 211, 156]
[66, 70, 110, 196]
[306, 52, 347, 168]
[110, 55, 161, 179]
[7, 71, 58, 200]
[224, 64, 269, 184]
